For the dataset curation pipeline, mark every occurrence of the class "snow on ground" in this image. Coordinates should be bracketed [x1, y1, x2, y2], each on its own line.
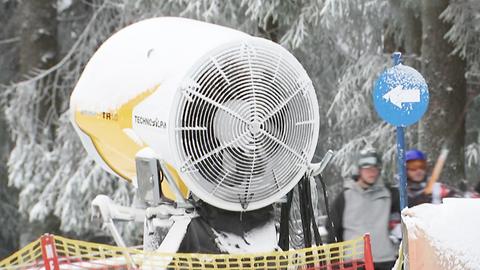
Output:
[402, 198, 480, 270]
[213, 220, 278, 254]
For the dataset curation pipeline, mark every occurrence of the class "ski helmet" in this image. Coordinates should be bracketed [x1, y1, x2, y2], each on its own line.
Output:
[357, 148, 382, 168]
[406, 149, 426, 162]
[352, 148, 381, 180]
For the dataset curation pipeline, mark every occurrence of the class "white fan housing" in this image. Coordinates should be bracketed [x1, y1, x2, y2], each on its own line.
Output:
[70, 17, 319, 211]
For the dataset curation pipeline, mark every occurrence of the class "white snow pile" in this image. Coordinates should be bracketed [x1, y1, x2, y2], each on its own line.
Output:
[402, 198, 480, 270]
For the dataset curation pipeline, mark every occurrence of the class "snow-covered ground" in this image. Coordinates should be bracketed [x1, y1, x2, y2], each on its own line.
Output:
[214, 220, 278, 253]
[403, 198, 480, 270]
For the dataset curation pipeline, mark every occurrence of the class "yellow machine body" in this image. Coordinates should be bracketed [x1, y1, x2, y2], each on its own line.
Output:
[73, 84, 188, 200]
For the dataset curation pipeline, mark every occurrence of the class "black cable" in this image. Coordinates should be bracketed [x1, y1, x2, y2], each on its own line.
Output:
[305, 177, 322, 246]
[298, 176, 312, 248]
[278, 190, 293, 250]
[308, 175, 327, 267]
[317, 174, 335, 241]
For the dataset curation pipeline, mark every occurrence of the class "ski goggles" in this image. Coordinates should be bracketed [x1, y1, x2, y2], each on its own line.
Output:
[358, 156, 380, 168]
[406, 160, 426, 171]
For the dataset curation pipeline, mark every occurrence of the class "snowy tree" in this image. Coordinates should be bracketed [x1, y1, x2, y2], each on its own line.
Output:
[2, 0, 141, 246]
[326, 0, 480, 188]
[442, 0, 480, 185]
[320, 0, 402, 186]
[0, 0, 19, 258]
[418, 0, 467, 183]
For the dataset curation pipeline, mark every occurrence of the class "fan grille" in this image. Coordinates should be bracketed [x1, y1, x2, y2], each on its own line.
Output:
[173, 39, 319, 210]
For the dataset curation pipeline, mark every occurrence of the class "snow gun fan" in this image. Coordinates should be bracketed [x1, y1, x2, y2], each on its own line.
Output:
[70, 17, 320, 212]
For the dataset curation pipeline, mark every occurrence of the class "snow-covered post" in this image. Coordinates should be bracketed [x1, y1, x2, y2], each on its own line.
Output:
[392, 52, 408, 211]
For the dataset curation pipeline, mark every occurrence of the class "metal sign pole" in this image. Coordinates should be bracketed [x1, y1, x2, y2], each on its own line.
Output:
[396, 126, 408, 210]
[374, 51, 429, 270]
[392, 52, 408, 210]
[392, 52, 409, 270]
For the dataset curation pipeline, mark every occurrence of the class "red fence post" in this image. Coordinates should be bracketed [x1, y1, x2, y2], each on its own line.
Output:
[40, 234, 60, 270]
[363, 234, 374, 270]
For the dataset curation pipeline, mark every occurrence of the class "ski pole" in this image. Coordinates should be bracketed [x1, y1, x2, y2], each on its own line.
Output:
[424, 148, 449, 194]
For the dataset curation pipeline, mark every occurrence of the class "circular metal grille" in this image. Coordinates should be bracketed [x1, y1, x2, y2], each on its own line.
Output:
[173, 38, 319, 211]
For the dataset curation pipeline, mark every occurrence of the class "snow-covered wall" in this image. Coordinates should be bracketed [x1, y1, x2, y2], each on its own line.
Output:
[403, 198, 480, 270]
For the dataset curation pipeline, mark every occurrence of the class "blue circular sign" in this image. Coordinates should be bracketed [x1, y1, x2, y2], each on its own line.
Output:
[373, 64, 429, 126]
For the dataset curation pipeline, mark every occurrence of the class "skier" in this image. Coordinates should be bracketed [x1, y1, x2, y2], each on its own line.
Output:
[405, 149, 454, 207]
[327, 148, 398, 270]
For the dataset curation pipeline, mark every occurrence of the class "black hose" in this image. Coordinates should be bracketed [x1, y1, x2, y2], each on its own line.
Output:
[298, 176, 313, 248]
[278, 189, 293, 250]
[305, 177, 322, 246]
[317, 174, 335, 242]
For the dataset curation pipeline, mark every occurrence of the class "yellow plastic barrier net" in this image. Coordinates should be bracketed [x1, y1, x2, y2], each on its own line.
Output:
[0, 234, 373, 270]
[0, 238, 43, 269]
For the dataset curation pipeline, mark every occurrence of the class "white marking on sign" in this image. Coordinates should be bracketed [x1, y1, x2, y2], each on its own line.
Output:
[383, 85, 420, 108]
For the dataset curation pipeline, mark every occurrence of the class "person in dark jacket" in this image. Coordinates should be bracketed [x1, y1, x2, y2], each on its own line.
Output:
[327, 148, 398, 270]
[405, 149, 453, 207]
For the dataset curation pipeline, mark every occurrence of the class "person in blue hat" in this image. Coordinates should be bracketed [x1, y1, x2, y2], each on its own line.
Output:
[405, 149, 454, 207]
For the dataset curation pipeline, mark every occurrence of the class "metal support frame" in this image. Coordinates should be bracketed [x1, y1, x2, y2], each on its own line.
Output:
[309, 150, 335, 177]
[158, 159, 191, 208]
[93, 148, 335, 253]
[91, 153, 196, 253]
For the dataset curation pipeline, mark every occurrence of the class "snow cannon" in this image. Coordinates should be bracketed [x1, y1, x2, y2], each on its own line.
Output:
[70, 17, 320, 212]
